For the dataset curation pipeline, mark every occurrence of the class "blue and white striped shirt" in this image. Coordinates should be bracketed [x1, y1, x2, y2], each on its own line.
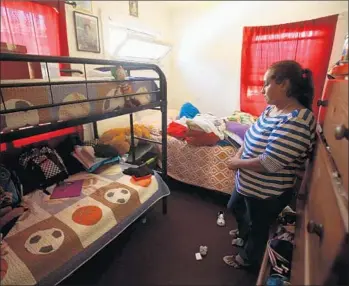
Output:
[236, 106, 316, 199]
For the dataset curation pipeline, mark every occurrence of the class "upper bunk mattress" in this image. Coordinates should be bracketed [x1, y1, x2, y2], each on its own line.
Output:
[0, 76, 159, 133]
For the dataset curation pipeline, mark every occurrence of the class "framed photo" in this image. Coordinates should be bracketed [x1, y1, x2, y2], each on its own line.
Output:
[129, 1, 138, 17]
[74, 11, 100, 53]
[75, 1, 92, 13]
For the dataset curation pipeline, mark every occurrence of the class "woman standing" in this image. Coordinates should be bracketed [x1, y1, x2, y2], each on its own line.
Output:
[224, 60, 316, 269]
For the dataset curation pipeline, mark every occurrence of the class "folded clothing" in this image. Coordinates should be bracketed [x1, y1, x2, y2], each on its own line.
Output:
[130, 176, 152, 187]
[167, 121, 188, 139]
[123, 165, 154, 178]
[72, 146, 120, 173]
[132, 174, 152, 181]
[94, 144, 119, 158]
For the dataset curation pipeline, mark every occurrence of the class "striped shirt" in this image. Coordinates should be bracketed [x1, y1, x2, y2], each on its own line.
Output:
[236, 106, 316, 199]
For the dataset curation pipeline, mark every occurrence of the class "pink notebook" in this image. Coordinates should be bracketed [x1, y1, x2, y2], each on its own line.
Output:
[50, 180, 84, 199]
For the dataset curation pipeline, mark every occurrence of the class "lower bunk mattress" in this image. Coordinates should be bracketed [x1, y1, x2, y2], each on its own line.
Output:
[153, 135, 238, 195]
[1, 164, 170, 285]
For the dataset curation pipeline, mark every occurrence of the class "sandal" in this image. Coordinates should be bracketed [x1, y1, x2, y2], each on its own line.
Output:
[223, 254, 250, 269]
[229, 229, 239, 238]
[232, 238, 244, 247]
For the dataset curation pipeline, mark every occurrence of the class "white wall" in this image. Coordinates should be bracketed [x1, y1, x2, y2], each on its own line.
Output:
[170, 1, 348, 117]
[64, 1, 174, 137]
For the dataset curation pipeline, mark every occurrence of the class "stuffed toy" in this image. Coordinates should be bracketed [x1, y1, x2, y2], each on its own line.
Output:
[99, 124, 151, 156]
[111, 66, 141, 107]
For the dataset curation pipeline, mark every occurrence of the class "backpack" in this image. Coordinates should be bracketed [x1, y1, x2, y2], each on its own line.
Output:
[18, 146, 69, 190]
[0, 164, 23, 207]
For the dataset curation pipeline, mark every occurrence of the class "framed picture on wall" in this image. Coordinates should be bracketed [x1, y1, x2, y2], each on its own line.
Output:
[74, 11, 100, 53]
[75, 1, 92, 13]
[129, 1, 138, 17]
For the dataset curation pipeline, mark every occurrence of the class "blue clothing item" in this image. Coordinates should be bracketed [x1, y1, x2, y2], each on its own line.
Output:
[179, 102, 200, 119]
[87, 156, 120, 173]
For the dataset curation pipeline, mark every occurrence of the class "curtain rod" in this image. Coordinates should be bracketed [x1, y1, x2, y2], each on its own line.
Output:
[65, 1, 77, 8]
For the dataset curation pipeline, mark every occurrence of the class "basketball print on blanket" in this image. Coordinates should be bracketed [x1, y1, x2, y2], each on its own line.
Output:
[4, 216, 83, 283]
[90, 182, 141, 221]
[54, 196, 117, 248]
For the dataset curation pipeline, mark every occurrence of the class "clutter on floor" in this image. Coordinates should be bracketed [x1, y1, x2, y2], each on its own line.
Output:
[216, 211, 225, 227]
[264, 206, 296, 285]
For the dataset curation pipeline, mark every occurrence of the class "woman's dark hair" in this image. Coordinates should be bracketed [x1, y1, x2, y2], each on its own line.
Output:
[269, 60, 314, 110]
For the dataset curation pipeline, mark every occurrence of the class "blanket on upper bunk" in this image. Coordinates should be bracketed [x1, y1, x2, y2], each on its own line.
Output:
[0, 163, 170, 285]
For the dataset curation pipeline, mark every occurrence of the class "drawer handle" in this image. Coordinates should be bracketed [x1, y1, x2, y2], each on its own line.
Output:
[307, 220, 324, 240]
[317, 99, 328, 107]
[334, 125, 349, 141]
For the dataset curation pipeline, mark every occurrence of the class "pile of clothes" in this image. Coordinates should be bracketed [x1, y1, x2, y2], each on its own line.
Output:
[265, 206, 296, 286]
[167, 103, 226, 147]
[122, 164, 154, 187]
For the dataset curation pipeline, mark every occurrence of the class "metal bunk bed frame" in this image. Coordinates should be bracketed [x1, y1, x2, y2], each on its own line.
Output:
[0, 52, 168, 214]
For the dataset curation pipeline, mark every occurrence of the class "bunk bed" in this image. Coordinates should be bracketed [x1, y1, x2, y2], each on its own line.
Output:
[0, 53, 170, 285]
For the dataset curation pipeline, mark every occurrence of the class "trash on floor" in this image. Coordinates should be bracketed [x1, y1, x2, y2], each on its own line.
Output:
[199, 246, 208, 256]
[195, 252, 203, 260]
[216, 211, 225, 226]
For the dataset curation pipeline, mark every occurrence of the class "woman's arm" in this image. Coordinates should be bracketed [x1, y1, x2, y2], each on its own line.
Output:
[230, 157, 267, 172]
[234, 146, 244, 158]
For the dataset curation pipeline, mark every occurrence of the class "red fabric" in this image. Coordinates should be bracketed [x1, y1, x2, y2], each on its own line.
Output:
[12, 127, 83, 148]
[0, 143, 6, 152]
[0, 0, 60, 56]
[167, 122, 188, 139]
[240, 15, 338, 117]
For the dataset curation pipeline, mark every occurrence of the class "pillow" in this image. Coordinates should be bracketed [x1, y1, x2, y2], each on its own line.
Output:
[225, 122, 250, 140]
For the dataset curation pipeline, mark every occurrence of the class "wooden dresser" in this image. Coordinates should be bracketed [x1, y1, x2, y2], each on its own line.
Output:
[257, 78, 349, 285]
[291, 78, 348, 286]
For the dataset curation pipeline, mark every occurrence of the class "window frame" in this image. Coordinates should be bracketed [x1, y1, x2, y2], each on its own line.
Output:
[106, 22, 171, 64]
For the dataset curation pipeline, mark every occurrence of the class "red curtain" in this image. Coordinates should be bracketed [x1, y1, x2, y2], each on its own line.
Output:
[240, 15, 338, 117]
[0, 0, 60, 55]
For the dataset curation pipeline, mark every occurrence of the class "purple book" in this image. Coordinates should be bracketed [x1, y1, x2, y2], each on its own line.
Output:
[50, 180, 84, 200]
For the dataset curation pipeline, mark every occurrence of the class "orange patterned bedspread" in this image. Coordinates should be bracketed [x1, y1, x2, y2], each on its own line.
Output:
[153, 135, 237, 195]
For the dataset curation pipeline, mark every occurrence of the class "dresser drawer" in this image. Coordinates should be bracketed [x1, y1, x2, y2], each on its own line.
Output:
[305, 140, 348, 285]
[323, 79, 348, 192]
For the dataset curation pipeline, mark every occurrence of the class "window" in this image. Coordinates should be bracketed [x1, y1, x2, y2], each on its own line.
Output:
[107, 21, 171, 63]
[1, 1, 61, 56]
[240, 15, 338, 117]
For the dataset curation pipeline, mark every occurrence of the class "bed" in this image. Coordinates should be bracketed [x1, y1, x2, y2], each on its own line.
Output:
[0, 53, 169, 285]
[1, 164, 170, 285]
[135, 110, 240, 195]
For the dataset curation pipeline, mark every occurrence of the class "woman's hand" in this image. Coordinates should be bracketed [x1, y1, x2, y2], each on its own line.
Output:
[228, 157, 268, 172]
[227, 158, 241, 170]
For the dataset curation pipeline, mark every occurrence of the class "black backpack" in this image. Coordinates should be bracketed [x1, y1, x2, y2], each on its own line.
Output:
[18, 146, 68, 191]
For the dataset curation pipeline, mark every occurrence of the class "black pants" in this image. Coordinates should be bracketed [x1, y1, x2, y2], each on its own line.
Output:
[227, 189, 293, 266]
